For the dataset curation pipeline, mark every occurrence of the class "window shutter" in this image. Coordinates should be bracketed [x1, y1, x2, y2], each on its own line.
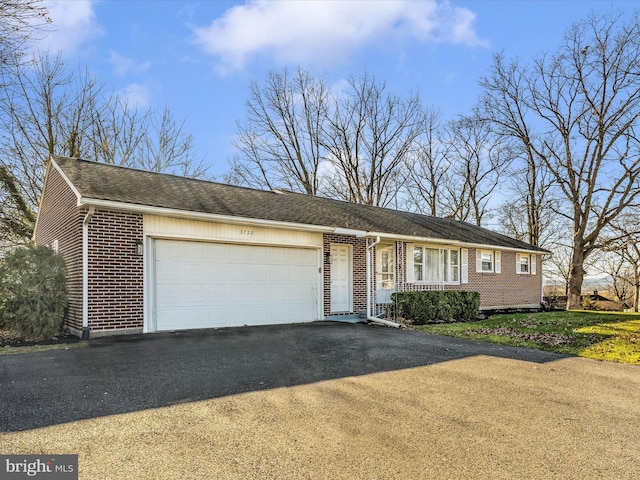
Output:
[461, 248, 469, 284]
[516, 254, 521, 274]
[406, 243, 415, 283]
[531, 254, 537, 275]
[495, 251, 501, 273]
[476, 249, 482, 273]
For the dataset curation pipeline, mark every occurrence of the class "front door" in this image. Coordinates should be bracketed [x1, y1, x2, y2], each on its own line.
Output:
[330, 244, 352, 312]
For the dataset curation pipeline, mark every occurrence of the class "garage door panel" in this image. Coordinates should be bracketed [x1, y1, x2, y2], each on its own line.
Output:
[154, 239, 320, 331]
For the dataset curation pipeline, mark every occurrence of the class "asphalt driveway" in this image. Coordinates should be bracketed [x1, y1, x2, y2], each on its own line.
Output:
[2, 322, 640, 479]
[1, 321, 561, 432]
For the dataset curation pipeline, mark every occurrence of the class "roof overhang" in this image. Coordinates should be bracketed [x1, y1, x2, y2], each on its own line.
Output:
[78, 197, 548, 254]
[51, 155, 547, 254]
[78, 197, 337, 234]
[364, 231, 550, 255]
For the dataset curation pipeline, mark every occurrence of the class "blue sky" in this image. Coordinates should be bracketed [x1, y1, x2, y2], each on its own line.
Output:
[35, 0, 633, 178]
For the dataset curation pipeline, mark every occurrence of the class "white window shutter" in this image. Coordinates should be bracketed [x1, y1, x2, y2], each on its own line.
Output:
[495, 251, 502, 273]
[476, 249, 482, 273]
[531, 254, 537, 275]
[516, 254, 521, 274]
[461, 248, 469, 284]
[406, 243, 415, 283]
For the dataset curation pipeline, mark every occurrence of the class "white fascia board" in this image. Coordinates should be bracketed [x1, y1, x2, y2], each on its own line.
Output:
[32, 157, 82, 240]
[333, 227, 368, 237]
[79, 197, 336, 234]
[365, 231, 547, 255]
[51, 157, 83, 202]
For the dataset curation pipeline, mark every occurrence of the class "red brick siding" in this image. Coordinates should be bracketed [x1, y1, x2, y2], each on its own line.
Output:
[465, 249, 542, 307]
[87, 210, 144, 331]
[33, 166, 84, 331]
[323, 234, 367, 315]
[394, 243, 542, 308]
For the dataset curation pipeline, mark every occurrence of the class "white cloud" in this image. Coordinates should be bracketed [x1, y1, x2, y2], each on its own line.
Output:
[109, 50, 152, 77]
[192, 0, 486, 73]
[37, 0, 102, 55]
[119, 83, 152, 109]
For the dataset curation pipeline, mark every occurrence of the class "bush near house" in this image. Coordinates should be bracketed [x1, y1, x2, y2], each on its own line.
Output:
[389, 290, 480, 325]
[0, 244, 68, 340]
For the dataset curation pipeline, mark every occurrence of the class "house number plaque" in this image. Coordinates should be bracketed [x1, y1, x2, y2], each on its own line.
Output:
[240, 229, 254, 236]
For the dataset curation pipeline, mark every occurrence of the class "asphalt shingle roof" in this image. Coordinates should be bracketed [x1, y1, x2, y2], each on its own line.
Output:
[52, 155, 547, 252]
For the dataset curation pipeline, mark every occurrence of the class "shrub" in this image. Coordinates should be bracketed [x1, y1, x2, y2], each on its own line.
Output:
[388, 290, 480, 325]
[0, 244, 68, 340]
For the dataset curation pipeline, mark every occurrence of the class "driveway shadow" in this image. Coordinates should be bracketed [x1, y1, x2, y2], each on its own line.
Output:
[0, 322, 565, 432]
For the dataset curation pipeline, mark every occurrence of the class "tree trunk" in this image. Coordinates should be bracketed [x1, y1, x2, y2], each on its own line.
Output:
[634, 270, 640, 313]
[566, 248, 585, 310]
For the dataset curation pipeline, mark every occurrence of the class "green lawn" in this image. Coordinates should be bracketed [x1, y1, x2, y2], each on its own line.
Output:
[415, 310, 640, 364]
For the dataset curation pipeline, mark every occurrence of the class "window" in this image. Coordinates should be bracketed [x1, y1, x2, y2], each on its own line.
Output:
[411, 246, 460, 284]
[449, 249, 459, 282]
[476, 250, 501, 273]
[377, 245, 395, 289]
[517, 253, 537, 275]
[518, 254, 529, 273]
[480, 251, 492, 272]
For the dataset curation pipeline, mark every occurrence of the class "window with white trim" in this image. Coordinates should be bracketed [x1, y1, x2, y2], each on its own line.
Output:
[411, 246, 460, 284]
[517, 253, 537, 275]
[376, 244, 395, 289]
[476, 249, 501, 273]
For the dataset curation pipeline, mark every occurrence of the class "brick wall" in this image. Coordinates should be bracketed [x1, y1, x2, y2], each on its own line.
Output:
[87, 209, 144, 332]
[465, 249, 542, 307]
[33, 166, 84, 331]
[396, 243, 542, 308]
[323, 234, 367, 315]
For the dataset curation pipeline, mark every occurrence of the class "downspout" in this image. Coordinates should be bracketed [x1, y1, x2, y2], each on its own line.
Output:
[366, 236, 401, 328]
[82, 206, 95, 340]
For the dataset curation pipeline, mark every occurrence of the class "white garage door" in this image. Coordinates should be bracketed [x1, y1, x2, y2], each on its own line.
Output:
[153, 239, 320, 331]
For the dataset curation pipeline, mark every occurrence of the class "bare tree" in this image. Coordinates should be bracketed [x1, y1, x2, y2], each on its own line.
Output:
[231, 69, 426, 206]
[599, 213, 640, 311]
[595, 250, 630, 302]
[0, 0, 51, 65]
[0, 53, 101, 245]
[228, 68, 328, 194]
[0, 53, 206, 245]
[136, 106, 209, 178]
[403, 109, 450, 216]
[478, 53, 559, 247]
[439, 115, 512, 226]
[322, 72, 426, 206]
[479, 12, 640, 309]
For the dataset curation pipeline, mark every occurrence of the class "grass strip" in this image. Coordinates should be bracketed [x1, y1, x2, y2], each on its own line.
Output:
[416, 310, 640, 364]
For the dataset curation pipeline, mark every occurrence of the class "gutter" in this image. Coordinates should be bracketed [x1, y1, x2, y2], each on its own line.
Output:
[82, 206, 95, 340]
[366, 231, 549, 255]
[365, 235, 401, 328]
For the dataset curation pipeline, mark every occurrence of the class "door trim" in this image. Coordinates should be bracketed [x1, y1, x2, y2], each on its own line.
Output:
[330, 244, 353, 313]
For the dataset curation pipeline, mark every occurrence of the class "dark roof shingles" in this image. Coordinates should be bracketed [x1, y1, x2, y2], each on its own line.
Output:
[53, 155, 547, 252]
